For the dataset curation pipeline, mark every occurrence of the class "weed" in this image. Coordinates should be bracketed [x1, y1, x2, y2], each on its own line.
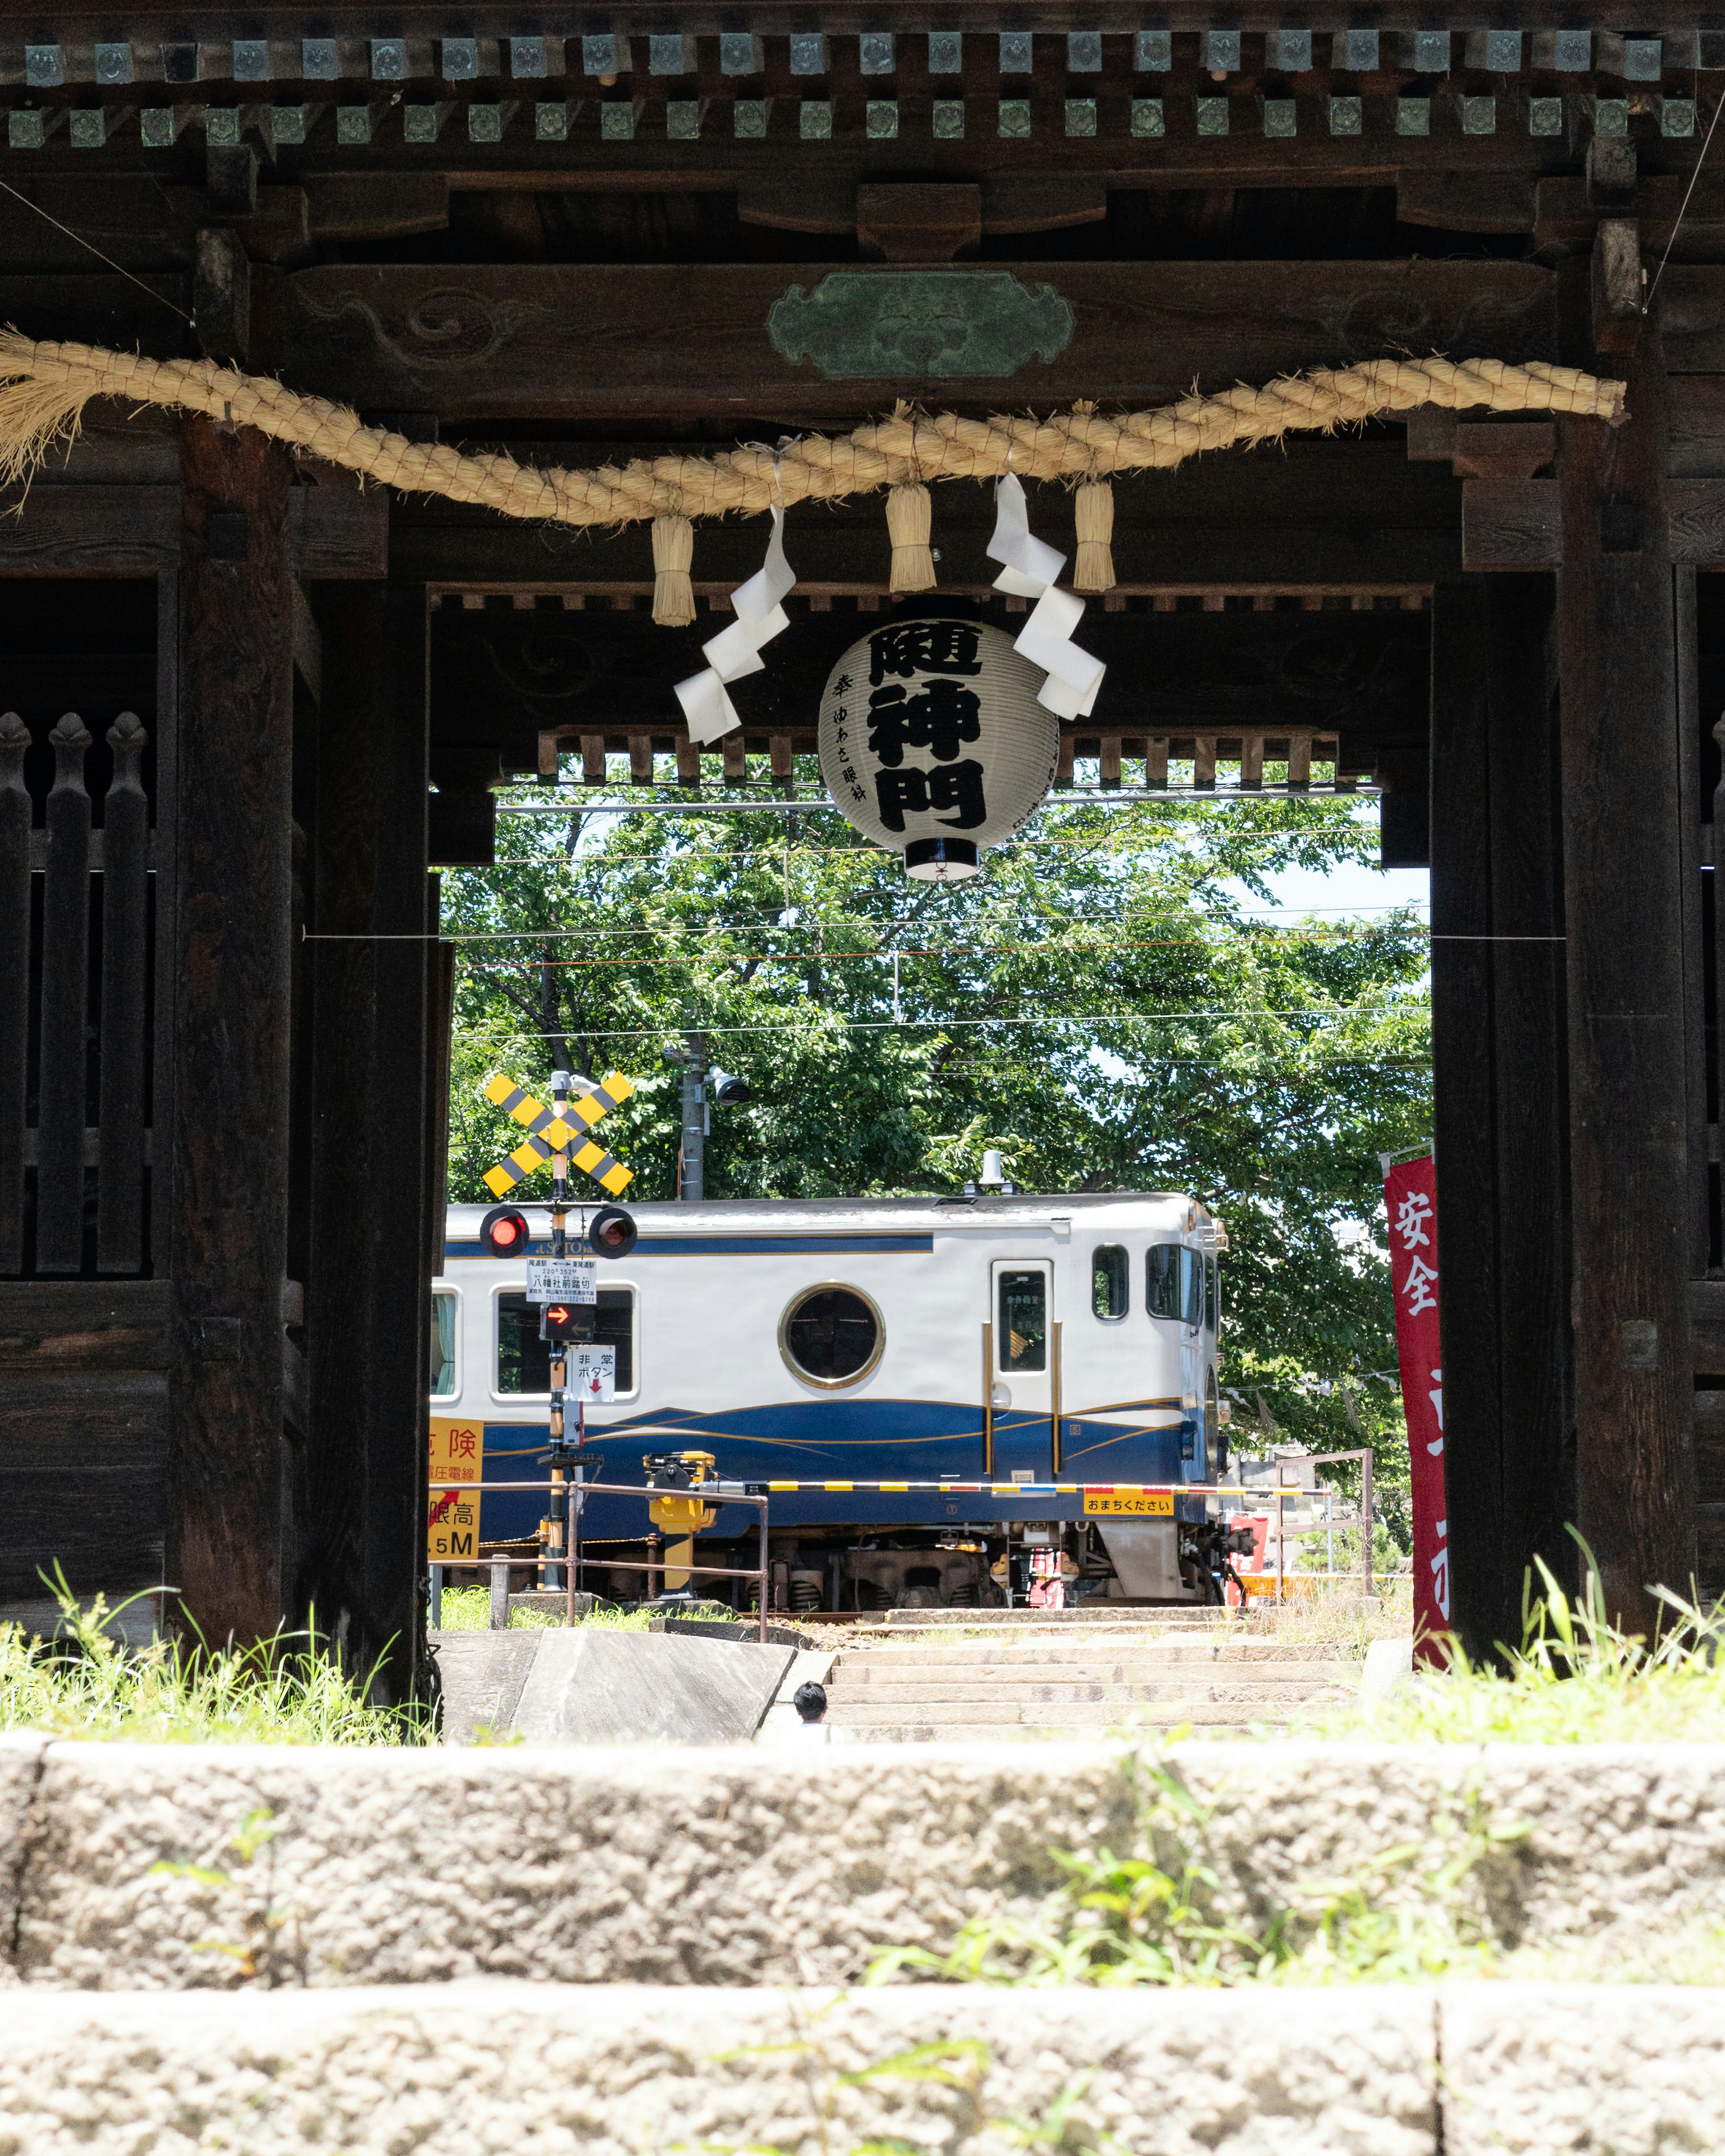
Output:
[0, 1569, 432, 1745]
[867, 1756, 1529, 1989]
[1316, 1550, 1725, 1743]
[697, 2019, 1115, 2156]
[148, 1804, 304, 1985]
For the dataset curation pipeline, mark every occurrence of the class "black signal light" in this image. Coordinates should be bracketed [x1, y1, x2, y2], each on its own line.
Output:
[479, 1204, 531, 1258]
[588, 1204, 637, 1258]
[540, 1301, 585, 1344]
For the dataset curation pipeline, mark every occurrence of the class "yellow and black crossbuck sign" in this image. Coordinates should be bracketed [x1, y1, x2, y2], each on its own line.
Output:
[480, 1071, 635, 1198]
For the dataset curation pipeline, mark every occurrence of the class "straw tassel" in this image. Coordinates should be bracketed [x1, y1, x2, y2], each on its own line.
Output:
[1073, 480, 1115, 595]
[651, 513, 695, 627]
[886, 482, 936, 595]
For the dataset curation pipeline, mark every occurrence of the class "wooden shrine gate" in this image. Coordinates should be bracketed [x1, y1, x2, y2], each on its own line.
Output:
[1, 3, 1723, 1683]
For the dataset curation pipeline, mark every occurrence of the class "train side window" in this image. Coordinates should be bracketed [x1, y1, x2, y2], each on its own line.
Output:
[429, 1290, 458, 1398]
[496, 1288, 636, 1395]
[1146, 1244, 1181, 1321]
[1181, 1248, 1204, 1330]
[1092, 1245, 1128, 1321]
[780, 1284, 885, 1387]
[1206, 1255, 1218, 1334]
[999, 1270, 1047, 1371]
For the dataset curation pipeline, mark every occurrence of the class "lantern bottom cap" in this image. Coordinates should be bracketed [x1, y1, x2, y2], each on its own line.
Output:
[904, 838, 980, 882]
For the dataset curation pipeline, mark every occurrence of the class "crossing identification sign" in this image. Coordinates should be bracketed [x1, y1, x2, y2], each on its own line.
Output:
[526, 1258, 596, 1305]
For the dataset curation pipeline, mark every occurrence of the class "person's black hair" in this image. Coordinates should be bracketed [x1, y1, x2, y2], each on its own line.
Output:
[792, 1681, 827, 1722]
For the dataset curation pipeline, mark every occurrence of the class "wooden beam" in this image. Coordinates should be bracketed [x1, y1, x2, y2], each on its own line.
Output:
[1556, 343, 1696, 1632]
[166, 414, 295, 1648]
[1431, 574, 1574, 1657]
[0, 485, 387, 578]
[431, 599, 1431, 752]
[282, 258, 1557, 421]
[303, 582, 431, 1705]
[291, 579, 323, 703]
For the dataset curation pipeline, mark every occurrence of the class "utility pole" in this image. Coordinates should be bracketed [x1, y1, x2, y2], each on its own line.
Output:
[678, 1030, 706, 1202]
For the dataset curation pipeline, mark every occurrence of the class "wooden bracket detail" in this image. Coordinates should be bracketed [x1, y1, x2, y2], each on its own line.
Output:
[1461, 478, 1562, 571]
[1592, 217, 1645, 356]
[194, 227, 250, 365]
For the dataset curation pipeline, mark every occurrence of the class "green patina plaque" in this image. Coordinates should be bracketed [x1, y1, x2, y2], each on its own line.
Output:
[767, 270, 1074, 381]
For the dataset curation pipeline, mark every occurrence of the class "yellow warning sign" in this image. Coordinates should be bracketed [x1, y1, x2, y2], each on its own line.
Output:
[429, 1489, 479, 1564]
[429, 1417, 484, 1562]
[1082, 1492, 1175, 1516]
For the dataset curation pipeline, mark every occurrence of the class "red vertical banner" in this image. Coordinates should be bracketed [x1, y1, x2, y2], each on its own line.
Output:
[1384, 1153, 1449, 1663]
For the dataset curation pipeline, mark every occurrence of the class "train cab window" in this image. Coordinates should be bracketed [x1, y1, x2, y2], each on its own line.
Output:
[780, 1284, 884, 1387]
[429, 1290, 458, 1398]
[1181, 1248, 1204, 1331]
[496, 1288, 635, 1396]
[1206, 1255, 1218, 1334]
[998, 1270, 1047, 1371]
[1146, 1244, 1181, 1321]
[1092, 1245, 1128, 1321]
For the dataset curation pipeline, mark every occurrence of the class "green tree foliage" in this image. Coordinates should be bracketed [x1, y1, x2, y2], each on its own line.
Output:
[442, 782, 1430, 1501]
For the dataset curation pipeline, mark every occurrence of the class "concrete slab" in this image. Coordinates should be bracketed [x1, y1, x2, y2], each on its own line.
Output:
[429, 1631, 540, 1743]
[511, 1629, 795, 1745]
[0, 1980, 1440, 2153]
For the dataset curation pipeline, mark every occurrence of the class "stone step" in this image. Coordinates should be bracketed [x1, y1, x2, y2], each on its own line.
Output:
[0, 1981, 1678, 2151]
[826, 1698, 1333, 1728]
[876, 1605, 1227, 1626]
[836, 1640, 1350, 1668]
[828, 1673, 1354, 1703]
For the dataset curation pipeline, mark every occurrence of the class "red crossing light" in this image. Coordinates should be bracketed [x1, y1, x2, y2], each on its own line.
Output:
[588, 1204, 637, 1258]
[479, 1204, 531, 1258]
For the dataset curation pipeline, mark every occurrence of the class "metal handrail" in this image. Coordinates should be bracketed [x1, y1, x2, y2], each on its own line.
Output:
[429, 1475, 772, 1640]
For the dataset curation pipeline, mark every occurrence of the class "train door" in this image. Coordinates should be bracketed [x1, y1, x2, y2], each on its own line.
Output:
[990, 1259, 1054, 1479]
[1180, 1246, 1205, 1475]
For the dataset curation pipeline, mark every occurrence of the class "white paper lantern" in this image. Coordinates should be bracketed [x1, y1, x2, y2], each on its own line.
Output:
[817, 616, 1061, 881]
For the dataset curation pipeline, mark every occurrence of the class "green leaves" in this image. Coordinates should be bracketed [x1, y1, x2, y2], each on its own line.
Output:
[446, 786, 1431, 1485]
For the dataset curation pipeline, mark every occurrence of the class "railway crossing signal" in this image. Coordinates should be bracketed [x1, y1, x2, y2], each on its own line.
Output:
[474, 1069, 640, 1594]
[478, 1204, 531, 1257]
[480, 1070, 636, 1198]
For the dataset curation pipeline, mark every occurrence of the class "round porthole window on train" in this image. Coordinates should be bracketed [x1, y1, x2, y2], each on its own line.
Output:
[779, 1283, 885, 1389]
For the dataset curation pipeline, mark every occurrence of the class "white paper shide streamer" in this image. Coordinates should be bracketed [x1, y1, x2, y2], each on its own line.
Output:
[673, 507, 796, 744]
[986, 473, 1106, 719]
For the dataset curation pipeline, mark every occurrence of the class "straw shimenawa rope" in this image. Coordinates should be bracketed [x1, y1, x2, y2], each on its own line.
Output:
[0, 333, 1624, 534]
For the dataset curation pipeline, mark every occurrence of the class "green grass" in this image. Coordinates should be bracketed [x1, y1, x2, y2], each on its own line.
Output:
[433, 1589, 737, 1633]
[1314, 1558, 1725, 1743]
[0, 1578, 431, 1745]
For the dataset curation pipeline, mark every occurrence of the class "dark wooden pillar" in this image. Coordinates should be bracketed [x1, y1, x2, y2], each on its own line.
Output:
[166, 418, 295, 1644]
[1556, 336, 1696, 1630]
[1432, 575, 1574, 1656]
[301, 582, 431, 1701]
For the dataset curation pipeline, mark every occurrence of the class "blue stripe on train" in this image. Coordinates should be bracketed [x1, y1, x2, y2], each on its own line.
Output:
[443, 1233, 936, 1261]
[462, 1397, 1200, 1544]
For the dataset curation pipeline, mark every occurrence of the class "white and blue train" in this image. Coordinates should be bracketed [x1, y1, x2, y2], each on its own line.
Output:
[430, 1189, 1230, 1608]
